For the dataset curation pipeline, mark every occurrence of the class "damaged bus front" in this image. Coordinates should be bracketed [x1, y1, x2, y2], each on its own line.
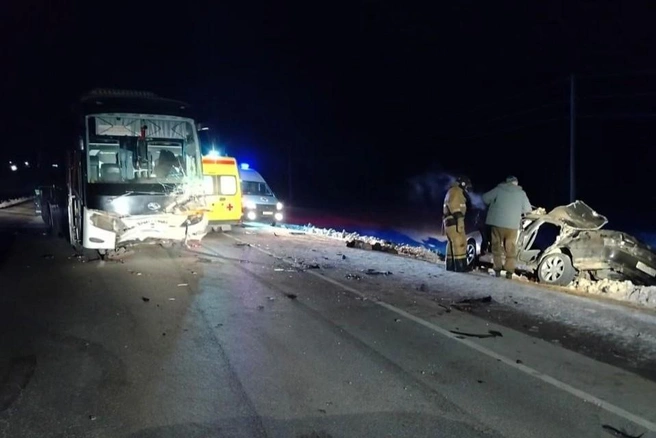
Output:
[69, 89, 208, 256]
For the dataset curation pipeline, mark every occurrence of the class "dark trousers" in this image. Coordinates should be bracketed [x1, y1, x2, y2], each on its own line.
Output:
[491, 226, 518, 273]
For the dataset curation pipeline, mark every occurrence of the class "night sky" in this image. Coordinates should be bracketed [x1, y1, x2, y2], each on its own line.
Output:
[2, 1, 655, 224]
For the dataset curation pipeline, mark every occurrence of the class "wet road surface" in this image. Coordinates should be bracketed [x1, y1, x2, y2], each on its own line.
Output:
[1, 202, 655, 437]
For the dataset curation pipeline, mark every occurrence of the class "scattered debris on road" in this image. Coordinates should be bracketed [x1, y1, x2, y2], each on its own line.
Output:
[177, 283, 188, 287]
[450, 295, 493, 312]
[42, 254, 54, 259]
[602, 424, 644, 438]
[285, 293, 298, 300]
[363, 268, 392, 276]
[437, 304, 451, 313]
[88, 415, 97, 421]
[197, 257, 213, 263]
[450, 330, 502, 339]
[142, 297, 150, 302]
[345, 273, 362, 280]
[234, 242, 251, 247]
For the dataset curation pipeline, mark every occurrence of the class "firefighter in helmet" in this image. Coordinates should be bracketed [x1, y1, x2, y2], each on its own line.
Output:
[443, 175, 472, 272]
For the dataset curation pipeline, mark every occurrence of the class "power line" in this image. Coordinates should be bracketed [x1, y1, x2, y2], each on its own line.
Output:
[582, 91, 656, 101]
[464, 101, 566, 128]
[453, 78, 565, 115]
[457, 117, 563, 141]
[579, 113, 656, 119]
[577, 68, 656, 79]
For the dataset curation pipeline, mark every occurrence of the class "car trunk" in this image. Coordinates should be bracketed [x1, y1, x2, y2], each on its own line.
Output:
[545, 200, 608, 230]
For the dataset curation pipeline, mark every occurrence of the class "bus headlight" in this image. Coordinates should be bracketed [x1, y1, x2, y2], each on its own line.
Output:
[276, 202, 283, 211]
[246, 211, 257, 221]
[185, 213, 204, 226]
[274, 212, 283, 222]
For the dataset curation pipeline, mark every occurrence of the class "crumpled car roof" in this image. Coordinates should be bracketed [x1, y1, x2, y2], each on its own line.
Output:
[527, 200, 608, 230]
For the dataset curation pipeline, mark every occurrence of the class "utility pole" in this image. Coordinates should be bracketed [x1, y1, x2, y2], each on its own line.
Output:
[569, 73, 576, 202]
[287, 144, 293, 202]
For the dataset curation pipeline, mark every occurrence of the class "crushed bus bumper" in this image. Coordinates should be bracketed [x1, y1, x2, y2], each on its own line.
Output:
[83, 207, 208, 249]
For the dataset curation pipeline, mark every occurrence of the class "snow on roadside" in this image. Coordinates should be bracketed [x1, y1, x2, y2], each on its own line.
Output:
[283, 223, 444, 263]
[283, 222, 656, 310]
[0, 197, 32, 209]
[570, 278, 656, 308]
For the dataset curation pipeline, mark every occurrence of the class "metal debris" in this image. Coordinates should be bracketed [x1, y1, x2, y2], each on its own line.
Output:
[437, 304, 451, 313]
[142, 297, 150, 302]
[285, 293, 298, 300]
[363, 269, 392, 276]
[345, 273, 362, 280]
[602, 425, 644, 438]
[451, 296, 493, 312]
[450, 330, 502, 339]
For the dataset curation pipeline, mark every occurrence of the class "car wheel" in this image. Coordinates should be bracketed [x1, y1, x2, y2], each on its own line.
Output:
[466, 239, 477, 268]
[537, 253, 576, 286]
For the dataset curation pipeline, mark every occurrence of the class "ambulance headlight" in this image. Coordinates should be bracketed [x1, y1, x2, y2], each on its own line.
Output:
[244, 201, 256, 210]
[276, 202, 283, 211]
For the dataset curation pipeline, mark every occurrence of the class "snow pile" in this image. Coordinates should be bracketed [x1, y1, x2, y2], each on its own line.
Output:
[570, 277, 656, 309]
[288, 223, 444, 263]
[0, 197, 32, 209]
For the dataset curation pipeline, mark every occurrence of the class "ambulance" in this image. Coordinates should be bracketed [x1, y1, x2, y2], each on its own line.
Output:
[239, 163, 283, 225]
[202, 153, 242, 231]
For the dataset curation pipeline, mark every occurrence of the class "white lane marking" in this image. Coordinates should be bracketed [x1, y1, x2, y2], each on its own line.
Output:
[219, 234, 656, 432]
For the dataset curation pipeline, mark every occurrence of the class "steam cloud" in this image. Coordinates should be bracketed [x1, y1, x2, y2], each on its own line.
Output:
[407, 172, 487, 210]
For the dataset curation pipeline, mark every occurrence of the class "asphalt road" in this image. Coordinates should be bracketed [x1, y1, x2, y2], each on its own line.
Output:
[1, 202, 655, 438]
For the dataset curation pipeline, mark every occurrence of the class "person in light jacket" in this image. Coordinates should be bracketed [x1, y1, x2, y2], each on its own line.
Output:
[482, 176, 532, 279]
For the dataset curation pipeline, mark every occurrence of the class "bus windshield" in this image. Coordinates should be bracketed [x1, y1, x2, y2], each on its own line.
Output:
[86, 114, 202, 184]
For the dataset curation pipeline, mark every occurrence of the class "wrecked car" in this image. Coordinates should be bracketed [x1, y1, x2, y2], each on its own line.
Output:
[478, 201, 656, 286]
